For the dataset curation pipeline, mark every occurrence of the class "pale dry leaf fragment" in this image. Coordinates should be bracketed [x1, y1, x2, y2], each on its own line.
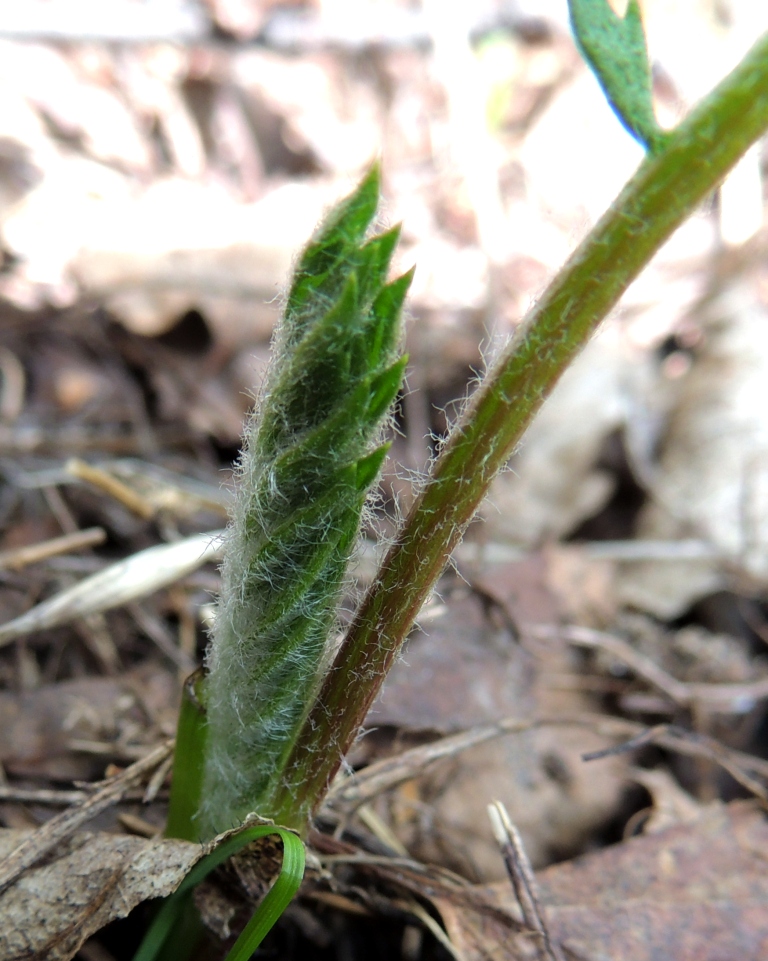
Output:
[0, 741, 174, 896]
[0, 530, 224, 647]
[618, 282, 768, 616]
[1, 153, 130, 302]
[14, 43, 154, 172]
[486, 326, 648, 547]
[0, 806, 281, 961]
[0, 827, 201, 961]
[71, 177, 339, 339]
[233, 51, 381, 173]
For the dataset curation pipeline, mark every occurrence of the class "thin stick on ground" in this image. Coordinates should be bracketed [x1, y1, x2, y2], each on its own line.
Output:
[325, 713, 768, 815]
[488, 801, 565, 961]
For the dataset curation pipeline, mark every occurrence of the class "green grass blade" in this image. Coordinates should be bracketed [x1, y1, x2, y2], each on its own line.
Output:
[165, 670, 207, 842]
[223, 829, 305, 961]
[132, 825, 305, 961]
[284, 166, 381, 341]
[131, 892, 190, 961]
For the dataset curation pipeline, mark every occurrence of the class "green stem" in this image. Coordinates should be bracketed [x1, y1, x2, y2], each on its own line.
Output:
[268, 30, 768, 826]
[165, 670, 207, 842]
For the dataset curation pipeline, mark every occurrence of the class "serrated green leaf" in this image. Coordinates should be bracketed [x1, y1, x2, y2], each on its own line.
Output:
[257, 386, 372, 506]
[569, 0, 670, 153]
[200, 167, 408, 836]
[356, 444, 391, 491]
[349, 228, 402, 376]
[245, 487, 353, 627]
[284, 166, 381, 340]
[366, 269, 414, 366]
[356, 226, 401, 305]
[290, 270, 359, 389]
[308, 165, 381, 258]
[264, 275, 362, 449]
[366, 356, 408, 424]
[258, 425, 362, 515]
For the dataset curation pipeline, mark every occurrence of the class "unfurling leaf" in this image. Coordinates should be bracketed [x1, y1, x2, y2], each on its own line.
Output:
[200, 166, 411, 837]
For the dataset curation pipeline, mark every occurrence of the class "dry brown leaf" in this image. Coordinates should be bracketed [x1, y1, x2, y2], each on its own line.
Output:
[486, 327, 648, 547]
[369, 582, 625, 877]
[372, 591, 534, 734]
[619, 283, 768, 616]
[0, 665, 176, 780]
[541, 544, 617, 627]
[0, 827, 201, 961]
[435, 800, 768, 961]
[71, 177, 339, 339]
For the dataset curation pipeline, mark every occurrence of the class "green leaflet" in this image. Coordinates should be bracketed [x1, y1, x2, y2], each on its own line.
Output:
[283, 167, 381, 344]
[200, 166, 411, 836]
[569, 0, 670, 153]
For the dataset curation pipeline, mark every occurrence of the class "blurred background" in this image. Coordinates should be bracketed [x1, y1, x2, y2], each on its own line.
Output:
[0, 2, 766, 552]
[3, 2, 768, 955]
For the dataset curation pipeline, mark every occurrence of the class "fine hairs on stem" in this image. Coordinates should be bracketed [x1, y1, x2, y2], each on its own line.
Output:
[266, 25, 768, 826]
[151, 9, 768, 959]
[199, 167, 411, 838]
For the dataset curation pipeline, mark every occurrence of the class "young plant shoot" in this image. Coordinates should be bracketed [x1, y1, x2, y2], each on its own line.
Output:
[197, 166, 411, 838]
[152, 6, 768, 957]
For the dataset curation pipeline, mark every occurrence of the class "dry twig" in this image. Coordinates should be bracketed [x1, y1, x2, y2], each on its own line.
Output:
[0, 527, 106, 571]
[534, 624, 768, 713]
[488, 801, 565, 961]
[0, 740, 173, 895]
[326, 713, 768, 815]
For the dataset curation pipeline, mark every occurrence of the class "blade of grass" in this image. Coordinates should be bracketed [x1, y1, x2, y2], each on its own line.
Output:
[132, 825, 305, 961]
[223, 829, 305, 961]
[165, 669, 207, 842]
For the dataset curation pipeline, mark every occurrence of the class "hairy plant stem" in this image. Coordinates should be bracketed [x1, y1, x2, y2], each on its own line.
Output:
[267, 30, 768, 828]
[195, 168, 409, 837]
